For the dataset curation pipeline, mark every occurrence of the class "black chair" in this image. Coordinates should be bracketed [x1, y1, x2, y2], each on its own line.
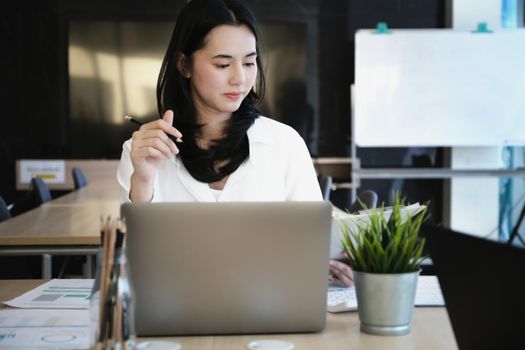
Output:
[318, 175, 333, 201]
[72, 167, 88, 189]
[31, 177, 52, 205]
[349, 190, 378, 213]
[8, 178, 53, 216]
[0, 196, 11, 222]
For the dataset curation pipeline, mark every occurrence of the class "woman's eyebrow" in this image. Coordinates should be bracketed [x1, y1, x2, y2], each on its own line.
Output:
[212, 52, 257, 59]
[212, 54, 232, 59]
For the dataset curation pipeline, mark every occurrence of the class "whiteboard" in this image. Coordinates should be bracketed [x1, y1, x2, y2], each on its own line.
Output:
[354, 29, 525, 147]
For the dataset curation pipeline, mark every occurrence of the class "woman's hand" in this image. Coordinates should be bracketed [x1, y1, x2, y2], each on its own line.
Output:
[329, 259, 354, 288]
[129, 110, 182, 202]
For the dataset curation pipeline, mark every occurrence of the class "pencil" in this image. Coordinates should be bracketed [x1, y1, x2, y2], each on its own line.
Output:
[124, 115, 183, 143]
[124, 115, 142, 127]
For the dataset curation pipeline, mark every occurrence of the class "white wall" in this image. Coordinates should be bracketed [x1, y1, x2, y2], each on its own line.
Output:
[452, 0, 501, 30]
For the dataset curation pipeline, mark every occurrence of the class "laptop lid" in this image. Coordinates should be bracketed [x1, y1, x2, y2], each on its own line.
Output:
[425, 225, 525, 350]
[122, 201, 332, 336]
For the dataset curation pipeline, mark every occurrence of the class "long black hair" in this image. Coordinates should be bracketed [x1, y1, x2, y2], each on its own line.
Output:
[157, 0, 266, 183]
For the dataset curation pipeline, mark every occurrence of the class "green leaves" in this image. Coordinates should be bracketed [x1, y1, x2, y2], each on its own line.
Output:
[338, 195, 428, 273]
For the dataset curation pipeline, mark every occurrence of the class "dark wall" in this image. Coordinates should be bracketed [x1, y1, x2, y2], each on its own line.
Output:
[0, 0, 444, 204]
[2, 1, 64, 203]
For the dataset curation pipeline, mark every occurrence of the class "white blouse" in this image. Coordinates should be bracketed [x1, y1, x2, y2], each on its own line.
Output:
[117, 116, 322, 203]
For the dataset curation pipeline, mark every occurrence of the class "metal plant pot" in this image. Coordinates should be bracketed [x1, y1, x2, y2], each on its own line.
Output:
[354, 270, 420, 336]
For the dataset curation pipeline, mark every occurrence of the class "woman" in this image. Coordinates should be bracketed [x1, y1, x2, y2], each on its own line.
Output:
[117, 0, 353, 286]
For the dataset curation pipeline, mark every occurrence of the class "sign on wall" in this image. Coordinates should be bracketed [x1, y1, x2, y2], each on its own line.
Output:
[19, 160, 66, 184]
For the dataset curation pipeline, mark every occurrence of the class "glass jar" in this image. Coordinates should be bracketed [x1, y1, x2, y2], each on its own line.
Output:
[89, 248, 136, 350]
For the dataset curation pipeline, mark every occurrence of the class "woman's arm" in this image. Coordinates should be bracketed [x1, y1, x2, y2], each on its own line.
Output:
[117, 110, 182, 202]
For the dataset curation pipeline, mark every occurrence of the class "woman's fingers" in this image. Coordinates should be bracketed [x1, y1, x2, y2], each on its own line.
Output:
[136, 129, 179, 154]
[329, 260, 354, 288]
[162, 109, 174, 125]
[160, 110, 180, 140]
[133, 137, 177, 160]
[129, 110, 182, 183]
[133, 146, 170, 161]
[140, 110, 183, 142]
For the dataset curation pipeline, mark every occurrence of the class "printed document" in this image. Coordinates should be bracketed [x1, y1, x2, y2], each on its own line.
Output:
[0, 308, 89, 349]
[3, 279, 94, 309]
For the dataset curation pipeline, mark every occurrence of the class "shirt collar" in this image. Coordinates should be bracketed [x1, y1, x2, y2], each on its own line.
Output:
[246, 117, 272, 146]
[173, 117, 266, 201]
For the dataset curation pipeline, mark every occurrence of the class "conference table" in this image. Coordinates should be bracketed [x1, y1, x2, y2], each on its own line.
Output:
[41, 178, 121, 208]
[0, 179, 120, 278]
[0, 279, 458, 349]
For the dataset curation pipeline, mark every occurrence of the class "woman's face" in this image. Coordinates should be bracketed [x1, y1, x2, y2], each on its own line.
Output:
[187, 24, 258, 120]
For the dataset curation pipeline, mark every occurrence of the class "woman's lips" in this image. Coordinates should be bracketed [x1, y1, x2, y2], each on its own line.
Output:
[224, 92, 242, 100]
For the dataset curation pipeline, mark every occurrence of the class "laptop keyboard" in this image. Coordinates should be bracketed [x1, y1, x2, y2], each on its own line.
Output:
[327, 275, 445, 313]
[327, 287, 358, 313]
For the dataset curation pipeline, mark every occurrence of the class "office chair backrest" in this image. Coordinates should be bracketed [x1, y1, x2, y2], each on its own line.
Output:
[72, 167, 87, 189]
[31, 177, 52, 205]
[318, 175, 333, 201]
[349, 190, 378, 213]
[0, 196, 11, 222]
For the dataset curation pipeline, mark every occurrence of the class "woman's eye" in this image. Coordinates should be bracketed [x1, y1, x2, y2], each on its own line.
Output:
[216, 64, 229, 69]
[244, 62, 256, 67]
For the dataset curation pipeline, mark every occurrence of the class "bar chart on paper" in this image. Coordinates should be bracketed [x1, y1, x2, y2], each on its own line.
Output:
[4, 279, 94, 309]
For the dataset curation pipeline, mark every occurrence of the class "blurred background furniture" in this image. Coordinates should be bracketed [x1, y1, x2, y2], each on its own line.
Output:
[0, 196, 11, 223]
[349, 190, 378, 213]
[72, 167, 87, 189]
[318, 175, 333, 201]
[31, 177, 52, 206]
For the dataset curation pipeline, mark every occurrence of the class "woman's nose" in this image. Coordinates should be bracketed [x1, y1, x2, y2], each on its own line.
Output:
[229, 64, 246, 85]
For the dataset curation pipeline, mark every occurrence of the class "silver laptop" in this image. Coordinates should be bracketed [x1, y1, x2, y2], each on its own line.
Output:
[122, 201, 332, 336]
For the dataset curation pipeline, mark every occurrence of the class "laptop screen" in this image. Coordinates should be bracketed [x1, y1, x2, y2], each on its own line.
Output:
[122, 201, 332, 336]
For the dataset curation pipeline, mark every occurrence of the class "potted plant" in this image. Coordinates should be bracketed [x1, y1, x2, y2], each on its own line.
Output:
[338, 195, 428, 336]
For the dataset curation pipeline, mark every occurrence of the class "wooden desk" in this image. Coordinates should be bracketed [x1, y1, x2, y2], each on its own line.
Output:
[0, 178, 120, 245]
[0, 179, 120, 278]
[0, 204, 117, 246]
[43, 178, 121, 208]
[0, 205, 117, 278]
[0, 280, 458, 350]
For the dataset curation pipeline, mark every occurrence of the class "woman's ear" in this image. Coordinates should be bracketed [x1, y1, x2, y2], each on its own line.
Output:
[177, 53, 191, 78]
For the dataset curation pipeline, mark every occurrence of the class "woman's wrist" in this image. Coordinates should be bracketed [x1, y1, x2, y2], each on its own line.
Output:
[129, 172, 154, 202]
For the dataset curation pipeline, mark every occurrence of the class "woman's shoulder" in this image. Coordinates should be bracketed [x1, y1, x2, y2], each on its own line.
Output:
[250, 116, 303, 143]
[118, 138, 133, 155]
[123, 138, 133, 148]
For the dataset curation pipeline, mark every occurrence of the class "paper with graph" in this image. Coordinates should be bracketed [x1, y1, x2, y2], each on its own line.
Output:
[3, 279, 94, 309]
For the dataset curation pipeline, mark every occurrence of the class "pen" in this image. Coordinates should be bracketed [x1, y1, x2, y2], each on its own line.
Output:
[124, 115, 183, 143]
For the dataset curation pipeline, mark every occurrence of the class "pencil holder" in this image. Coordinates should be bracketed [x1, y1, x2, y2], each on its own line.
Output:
[90, 248, 136, 350]
[89, 248, 103, 349]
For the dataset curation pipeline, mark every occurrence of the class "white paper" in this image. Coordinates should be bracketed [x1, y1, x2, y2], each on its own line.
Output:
[327, 275, 445, 313]
[333, 202, 426, 223]
[414, 275, 446, 306]
[330, 203, 426, 257]
[19, 160, 66, 184]
[0, 308, 90, 349]
[4, 279, 94, 309]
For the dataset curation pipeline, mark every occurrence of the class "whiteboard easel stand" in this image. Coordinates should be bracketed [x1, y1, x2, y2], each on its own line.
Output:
[348, 86, 525, 204]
